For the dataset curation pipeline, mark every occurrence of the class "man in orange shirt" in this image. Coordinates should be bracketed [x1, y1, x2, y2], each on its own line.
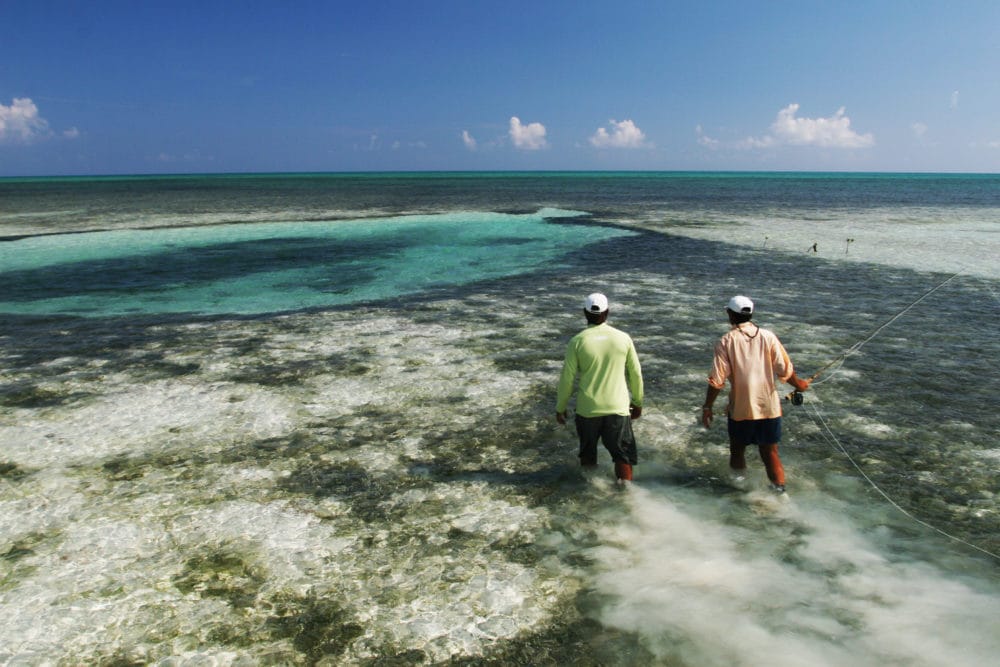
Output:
[701, 296, 810, 493]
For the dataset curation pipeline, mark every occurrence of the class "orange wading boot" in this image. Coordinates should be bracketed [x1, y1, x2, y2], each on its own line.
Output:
[614, 462, 633, 482]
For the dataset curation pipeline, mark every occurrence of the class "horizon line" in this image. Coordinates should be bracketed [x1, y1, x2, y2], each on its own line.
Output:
[3, 168, 999, 181]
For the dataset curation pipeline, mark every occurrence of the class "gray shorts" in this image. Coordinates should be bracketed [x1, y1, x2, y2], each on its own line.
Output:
[574, 414, 638, 465]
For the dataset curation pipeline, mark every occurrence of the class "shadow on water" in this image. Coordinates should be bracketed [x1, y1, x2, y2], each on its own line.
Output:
[5, 231, 998, 454]
[0, 227, 804, 347]
[1, 234, 417, 303]
[4, 227, 997, 504]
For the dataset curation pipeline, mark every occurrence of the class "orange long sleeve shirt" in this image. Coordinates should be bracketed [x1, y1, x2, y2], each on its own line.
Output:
[708, 322, 793, 421]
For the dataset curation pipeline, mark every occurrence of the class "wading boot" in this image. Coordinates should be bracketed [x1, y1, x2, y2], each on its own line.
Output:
[614, 462, 633, 483]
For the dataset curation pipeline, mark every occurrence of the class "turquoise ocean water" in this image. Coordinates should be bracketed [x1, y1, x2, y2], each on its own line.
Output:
[1, 173, 998, 665]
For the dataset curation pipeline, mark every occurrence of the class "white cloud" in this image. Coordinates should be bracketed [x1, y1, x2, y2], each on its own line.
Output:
[706, 104, 873, 151]
[353, 134, 381, 151]
[63, 127, 80, 139]
[0, 97, 51, 143]
[735, 134, 777, 150]
[590, 119, 648, 149]
[695, 125, 720, 149]
[951, 90, 960, 109]
[462, 130, 477, 151]
[911, 122, 928, 138]
[769, 104, 874, 148]
[509, 116, 547, 150]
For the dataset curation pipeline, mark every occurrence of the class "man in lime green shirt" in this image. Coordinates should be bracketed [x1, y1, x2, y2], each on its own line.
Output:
[556, 293, 644, 481]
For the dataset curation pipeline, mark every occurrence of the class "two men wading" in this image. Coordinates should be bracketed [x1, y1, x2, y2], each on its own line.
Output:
[555, 292, 808, 491]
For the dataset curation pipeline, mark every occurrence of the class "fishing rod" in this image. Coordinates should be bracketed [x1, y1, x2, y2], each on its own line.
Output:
[785, 271, 961, 405]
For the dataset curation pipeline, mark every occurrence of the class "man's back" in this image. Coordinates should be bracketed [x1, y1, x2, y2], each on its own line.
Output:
[555, 292, 644, 482]
[558, 323, 642, 418]
[710, 322, 792, 420]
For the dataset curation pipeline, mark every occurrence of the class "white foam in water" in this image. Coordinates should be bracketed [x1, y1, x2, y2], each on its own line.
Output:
[1, 454, 555, 663]
[839, 413, 896, 439]
[0, 378, 297, 468]
[589, 486, 1000, 667]
[0, 310, 578, 663]
[3, 501, 336, 662]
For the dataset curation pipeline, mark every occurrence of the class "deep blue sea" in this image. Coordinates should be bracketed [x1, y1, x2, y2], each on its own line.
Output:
[1, 172, 998, 665]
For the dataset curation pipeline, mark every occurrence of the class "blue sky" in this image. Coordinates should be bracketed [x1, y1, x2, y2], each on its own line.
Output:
[2, 1, 998, 175]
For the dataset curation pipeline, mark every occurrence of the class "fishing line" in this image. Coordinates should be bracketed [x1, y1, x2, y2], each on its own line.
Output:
[791, 270, 1000, 561]
[982, 276, 1000, 306]
[785, 270, 961, 403]
[805, 400, 1000, 562]
[807, 358, 845, 388]
[810, 271, 959, 384]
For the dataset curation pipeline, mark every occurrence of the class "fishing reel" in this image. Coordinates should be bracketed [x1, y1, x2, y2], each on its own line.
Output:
[785, 390, 804, 406]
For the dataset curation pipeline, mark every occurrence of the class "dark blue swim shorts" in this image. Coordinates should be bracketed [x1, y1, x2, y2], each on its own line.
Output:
[727, 416, 782, 446]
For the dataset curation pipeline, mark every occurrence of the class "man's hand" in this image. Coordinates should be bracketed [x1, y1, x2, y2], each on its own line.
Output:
[701, 406, 713, 429]
[789, 373, 811, 392]
[702, 385, 722, 429]
[629, 404, 642, 420]
[556, 411, 567, 425]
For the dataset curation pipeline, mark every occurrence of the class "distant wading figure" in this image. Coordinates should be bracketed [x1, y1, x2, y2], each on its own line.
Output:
[701, 296, 810, 493]
[556, 293, 644, 482]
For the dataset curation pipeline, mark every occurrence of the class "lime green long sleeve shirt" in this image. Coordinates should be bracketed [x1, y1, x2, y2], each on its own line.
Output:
[556, 322, 643, 417]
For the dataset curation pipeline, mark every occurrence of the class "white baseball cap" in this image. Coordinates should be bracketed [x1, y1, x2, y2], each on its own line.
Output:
[726, 295, 754, 314]
[584, 292, 609, 313]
